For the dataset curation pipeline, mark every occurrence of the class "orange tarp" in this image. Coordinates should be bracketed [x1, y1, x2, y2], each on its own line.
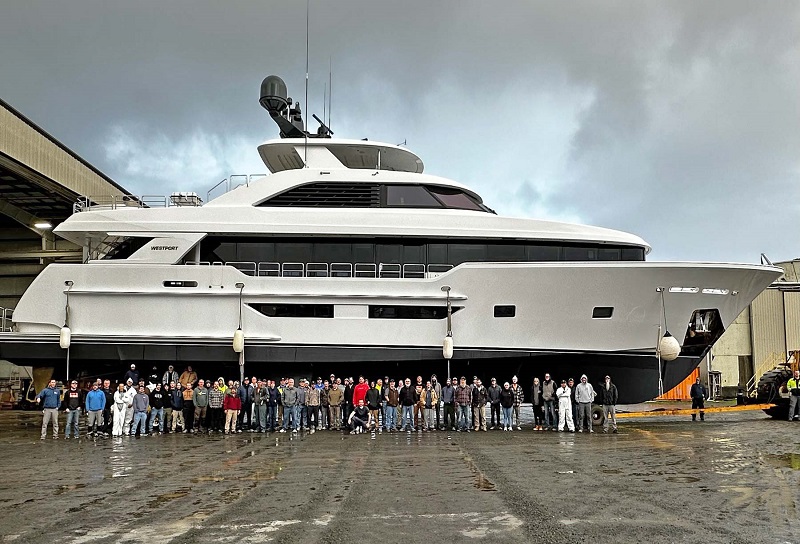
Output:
[657, 367, 700, 400]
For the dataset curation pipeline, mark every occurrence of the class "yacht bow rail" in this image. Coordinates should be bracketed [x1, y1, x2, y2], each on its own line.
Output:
[184, 261, 453, 279]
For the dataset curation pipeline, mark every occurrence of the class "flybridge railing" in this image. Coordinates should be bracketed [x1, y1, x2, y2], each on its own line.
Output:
[206, 174, 268, 202]
[72, 173, 267, 214]
[184, 261, 454, 279]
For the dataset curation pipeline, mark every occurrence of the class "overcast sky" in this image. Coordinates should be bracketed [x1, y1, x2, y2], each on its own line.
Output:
[2, 1, 798, 262]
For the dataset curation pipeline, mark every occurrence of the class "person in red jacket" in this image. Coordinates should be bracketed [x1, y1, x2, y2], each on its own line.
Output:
[352, 376, 370, 407]
[223, 388, 242, 434]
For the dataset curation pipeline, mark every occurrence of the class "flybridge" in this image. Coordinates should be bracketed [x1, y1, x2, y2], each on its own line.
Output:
[258, 75, 424, 174]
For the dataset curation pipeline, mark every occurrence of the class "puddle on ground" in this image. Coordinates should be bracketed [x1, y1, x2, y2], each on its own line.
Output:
[665, 476, 701, 483]
[601, 469, 622, 474]
[55, 484, 86, 494]
[762, 453, 800, 470]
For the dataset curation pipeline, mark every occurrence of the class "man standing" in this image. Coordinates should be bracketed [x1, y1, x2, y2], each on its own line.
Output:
[267, 379, 279, 432]
[531, 377, 543, 431]
[281, 378, 300, 433]
[182, 383, 194, 433]
[431, 374, 442, 431]
[455, 377, 472, 432]
[122, 379, 137, 434]
[123, 364, 139, 385]
[365, 381, 382, 431]
[193, 379, 209, 433]
[238, 378, 251, 431]
[148, 383, 166, 434]
[250, 379, 265, 432]
[471, 379, 488, 432]
[421, 380, 438, 431]
[353, 376, 369, 408]
[441, 377, 456, 431]
[568, 378, 579, 430]
[101, 379, 114, 437]
[384, 379, 399, 432]
[85, 382, 106, 437]
[556, 379, 575, 432]
[399, 378, 417, 431]
[599, 375, 618, 433]
[132, 386, 150, 436]
[306, 380, 320, 431]
[690, 377, 707, 422]
[63, 380, 83, 439]
[541, 373, 557, 431]
[510, 376, 524, 431]
[179, 366, 197, 388]
[328, 379, 343, 431]
[486, 378, 501, 430]
[788, 370, 800, 421]
[208, 381, 225, 432]
[320, 381, 330, 430]
[170, 382, 184, 432]
[35, 379, 61, 439]
[343, 378, 355, 428]
[162, 365, 179, 386]
[575, 374, 596, 433]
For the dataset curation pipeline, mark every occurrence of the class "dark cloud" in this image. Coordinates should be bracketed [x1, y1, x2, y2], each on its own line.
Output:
[2, 1, 798, 262]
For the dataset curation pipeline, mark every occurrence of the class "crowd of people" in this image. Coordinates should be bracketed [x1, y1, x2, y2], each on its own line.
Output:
[35, 363, 622, 439]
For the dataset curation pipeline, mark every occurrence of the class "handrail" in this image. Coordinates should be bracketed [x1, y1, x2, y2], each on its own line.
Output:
[182, 260, 454, 280]
[747, 351, 794, 397]
[206, 178, 229, 203]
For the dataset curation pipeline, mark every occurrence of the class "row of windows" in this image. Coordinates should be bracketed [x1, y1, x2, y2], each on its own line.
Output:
[200, 237, 645, 266]
[247, 303, 614, 320]
[257, 183, 490, 212]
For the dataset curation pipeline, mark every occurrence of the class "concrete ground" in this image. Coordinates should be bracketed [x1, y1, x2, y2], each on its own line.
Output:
[0, 404, 798, 544]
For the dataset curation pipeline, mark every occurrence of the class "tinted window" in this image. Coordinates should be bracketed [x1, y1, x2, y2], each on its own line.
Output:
[494, 305, 516, 318]
[488, 244, 526, 261]
[238, 242, 274, 262]
[526, 245, 560, 261]
[598, 248, 620, 261]
[429, 187, 483, 210]
[352, 243, 374, 263]
[277, 243, 312, 263]
[621, 247, 645, 261]
[369, 305, 461, 319]
[428, 243, 448, 264]
[449, 244, 487, 265]
[386, 185, 442, 207]
[377, 244, 402, 264]
[314, 243, 352, 263]
[592, 307, 614, 318]
[250, 304, 334, 318]
[564, 246, 597, 261]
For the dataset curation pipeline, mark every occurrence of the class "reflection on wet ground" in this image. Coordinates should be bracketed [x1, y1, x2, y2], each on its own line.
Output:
[0, 407, 798, 543]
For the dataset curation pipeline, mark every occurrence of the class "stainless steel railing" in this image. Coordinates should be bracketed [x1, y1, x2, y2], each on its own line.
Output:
[0, 307, 13, 332]
[184, 261, 453, 279]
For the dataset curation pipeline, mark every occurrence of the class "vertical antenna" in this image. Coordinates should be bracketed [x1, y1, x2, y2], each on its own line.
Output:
[328, 56, 332, 129]
[303, 0, 309, 167]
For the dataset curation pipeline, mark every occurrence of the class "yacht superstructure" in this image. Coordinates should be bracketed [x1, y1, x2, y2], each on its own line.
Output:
[0, 76, 783, 402]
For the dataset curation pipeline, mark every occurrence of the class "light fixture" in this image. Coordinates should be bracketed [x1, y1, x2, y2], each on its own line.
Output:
[34, 222, 52, 229]
[233, 282, 245, 353]
[441, 285, 453, 377]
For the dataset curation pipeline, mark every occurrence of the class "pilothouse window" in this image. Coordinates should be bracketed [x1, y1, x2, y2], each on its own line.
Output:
[386, 185, 442, 207]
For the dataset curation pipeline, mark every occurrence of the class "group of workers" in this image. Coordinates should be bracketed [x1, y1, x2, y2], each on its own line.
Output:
[34, 362, 627, 439]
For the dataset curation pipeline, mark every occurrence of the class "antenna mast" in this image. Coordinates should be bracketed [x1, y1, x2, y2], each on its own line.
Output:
[303, 0, 309, 166]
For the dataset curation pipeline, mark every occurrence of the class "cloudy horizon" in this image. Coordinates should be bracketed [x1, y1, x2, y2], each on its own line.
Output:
[2, 1, 798, 263]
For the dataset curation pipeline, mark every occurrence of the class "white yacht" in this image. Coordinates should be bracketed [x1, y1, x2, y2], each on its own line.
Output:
[0, 76, 783, 402]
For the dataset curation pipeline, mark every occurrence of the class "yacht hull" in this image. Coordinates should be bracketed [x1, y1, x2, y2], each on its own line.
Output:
[0, 334, 696, 403]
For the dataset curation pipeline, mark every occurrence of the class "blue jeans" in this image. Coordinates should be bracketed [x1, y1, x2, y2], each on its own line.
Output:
[148, 407, 164, 432]
[299, 406, 308, 428]
[267, 405, 277, 430]
[254, 404, 266, 431]
[401, 405, 415, 430]
[457, 405, 471, 430]
[543, 400, 556, 428]
[65, 408, 81, 437]
[385, 406, 397, 429]
[502, 406, 513, 427]
[132, 411, 148, 435]
[283, 405, 299, 430]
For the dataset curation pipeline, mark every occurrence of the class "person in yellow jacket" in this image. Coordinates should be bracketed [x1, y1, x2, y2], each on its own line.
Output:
[788, 370, 800, 421]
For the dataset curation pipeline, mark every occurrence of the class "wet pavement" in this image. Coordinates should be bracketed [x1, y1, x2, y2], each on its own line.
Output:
[1, 405, 799, 544]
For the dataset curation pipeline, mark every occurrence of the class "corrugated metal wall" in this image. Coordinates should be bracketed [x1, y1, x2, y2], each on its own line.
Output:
[657, 368, 700, 400]
[751, 289, 787, 369]
[785, 292, 800, 351]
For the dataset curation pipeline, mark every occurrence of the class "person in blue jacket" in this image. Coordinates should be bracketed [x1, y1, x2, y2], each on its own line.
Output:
[35, 379, 62, 440]
[85, 382, 107, 436]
